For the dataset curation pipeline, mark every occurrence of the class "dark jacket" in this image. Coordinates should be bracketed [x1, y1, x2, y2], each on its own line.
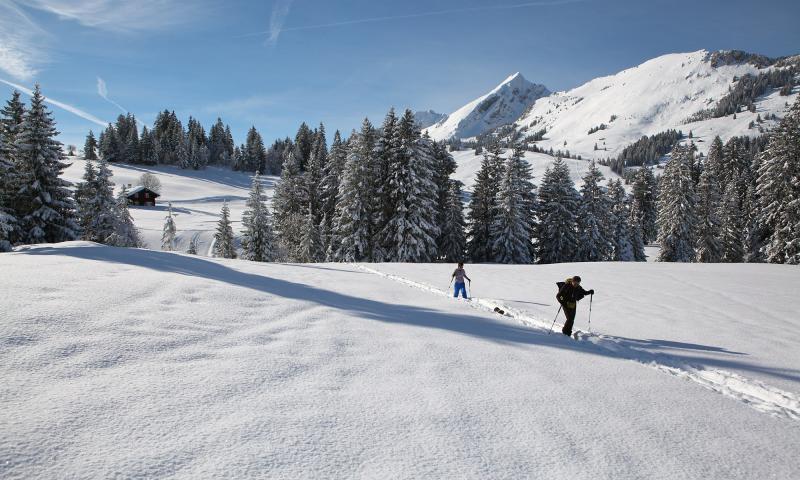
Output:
[556, 282, 592, 309]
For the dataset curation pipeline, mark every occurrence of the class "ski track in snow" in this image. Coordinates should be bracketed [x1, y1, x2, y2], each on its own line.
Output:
[353, 264, 800, 422]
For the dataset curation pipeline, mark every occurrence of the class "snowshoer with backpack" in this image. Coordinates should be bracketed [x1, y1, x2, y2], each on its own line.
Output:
[451, 262, 471, 299]
[556, 276, 594, 337]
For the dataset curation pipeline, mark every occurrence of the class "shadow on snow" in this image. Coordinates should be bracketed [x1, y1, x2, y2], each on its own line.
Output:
[21, 244, 800, 386]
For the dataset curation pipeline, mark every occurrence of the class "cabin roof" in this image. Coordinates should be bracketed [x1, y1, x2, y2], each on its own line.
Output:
[126, 186, 160, 197]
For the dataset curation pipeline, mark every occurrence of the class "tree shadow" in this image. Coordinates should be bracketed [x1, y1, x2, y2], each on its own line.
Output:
[20, 244, 800, 386]
[615, 337, 747, 356]
[112, 163, 278, 191]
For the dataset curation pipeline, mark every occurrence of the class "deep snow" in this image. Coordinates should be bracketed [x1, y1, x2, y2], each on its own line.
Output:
[2, 243, 799, 478]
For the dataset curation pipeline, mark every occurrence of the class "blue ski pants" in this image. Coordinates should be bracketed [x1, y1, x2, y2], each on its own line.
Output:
[454, 282, 468, 299]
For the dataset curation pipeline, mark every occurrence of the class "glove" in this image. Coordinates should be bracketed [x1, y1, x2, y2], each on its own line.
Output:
[588, 289, 595, 295]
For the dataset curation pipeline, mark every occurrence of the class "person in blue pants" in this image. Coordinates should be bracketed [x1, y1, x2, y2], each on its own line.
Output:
[451, 262, 471, 298]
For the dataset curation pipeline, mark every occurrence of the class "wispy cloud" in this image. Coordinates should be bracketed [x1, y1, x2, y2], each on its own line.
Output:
[0, 1, 48, 80]
[0, 77, 108, 127]
[0, 0, 210, 80]
[266, 0, 295, 46]
[243, 0, 584, 39]
[96, 76, 128, 113]
[15, 0, 210, 32]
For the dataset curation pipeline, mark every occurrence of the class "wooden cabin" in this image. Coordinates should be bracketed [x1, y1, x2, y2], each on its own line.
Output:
[126, 186, 160, 206]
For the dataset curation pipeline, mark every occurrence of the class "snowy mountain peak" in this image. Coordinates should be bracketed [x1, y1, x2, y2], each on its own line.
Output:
[426, 73, 550, 140]
[414, 109, 448, 129]
[493, 72, 525, 91]
[512, 49, 798, 160]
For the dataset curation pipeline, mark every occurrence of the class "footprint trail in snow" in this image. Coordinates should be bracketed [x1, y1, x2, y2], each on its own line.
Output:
[354, 264, 800, 422]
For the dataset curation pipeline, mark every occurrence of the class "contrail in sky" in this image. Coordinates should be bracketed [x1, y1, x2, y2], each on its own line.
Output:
[96, 77, 128, 114]
[241, 0, 584, 39]
[0, 77, 108, 127]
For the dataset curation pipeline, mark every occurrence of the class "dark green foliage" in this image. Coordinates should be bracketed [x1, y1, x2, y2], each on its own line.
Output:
[607, 130, 683, 175]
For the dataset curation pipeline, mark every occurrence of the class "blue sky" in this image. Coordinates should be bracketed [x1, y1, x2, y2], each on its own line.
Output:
[1, 0, 798, 149]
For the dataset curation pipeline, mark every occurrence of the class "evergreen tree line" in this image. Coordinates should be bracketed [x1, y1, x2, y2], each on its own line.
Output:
[686, 66, 798, 122]
[470, 125, 582, 161]
[91, 111, 237, 170]
[89, 111, 336, 179]
[467, 136, 649, 264]
[266, 108, 464, 263]
[657, 95, 800, 264]
[600, 130, 684, 175]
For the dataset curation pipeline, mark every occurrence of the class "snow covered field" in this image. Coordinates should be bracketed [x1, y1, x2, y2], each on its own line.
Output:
[61, 159, 277, 255]
[2, 243, 799, 478]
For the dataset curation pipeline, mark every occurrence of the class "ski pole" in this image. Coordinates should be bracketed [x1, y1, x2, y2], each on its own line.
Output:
[548, 305, 563, 334]
[588, 294, 593, 333]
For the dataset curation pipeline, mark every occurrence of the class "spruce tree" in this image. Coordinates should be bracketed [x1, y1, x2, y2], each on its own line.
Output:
[125, 126, 140, 163]
[320, 130, 347, 255]
[106, 185, 141, 248]
[273, 147, 309, 261]
[607, 179, 634, 261]
[630, 166, 658, 243]
[372, 108, 400, 258]
[90, 158, 118, 243]
[466, 144, 504, 262]
[1, 91, 26, 150]
[705, 136, 725, 191]
[213, 201, 236, 258]
[576, 161, 611, 261]
[208, 118, 228, 165]
[75, 160, 98, 240]
[719, 181, 744, 263]
[332, 121, 377, 262]
[298, 210, 323, 262]
[139, 126, 157, 165]
[245, 127, 267, 172]
[439, 180, 467, 262]
[306, 123, 327, 226]
[694, 169, 723, 262]
[756, 96, 800, 264]
[657, 145, 697, 262]
[490, 146, 534, 263]
[14, 85, 78, 244]
[629, 213, 647, 262]
[378, 110, 439, 262]
[0, 135, 15, 251]
[536, 157, 579, 264]
[161, 203, 177, 251]
[0, 91, 25, 249]
[241, 173, 276, 262]
[84, 130, 98, 160]
[433, 140, 459, 259]
[99, 124, 120, 162]
[176, 133, 190, 169]
[294, 122, 314, 171]
[187, 235, 199, 254]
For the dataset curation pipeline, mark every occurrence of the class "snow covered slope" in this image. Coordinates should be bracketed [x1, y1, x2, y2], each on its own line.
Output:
[2, 243, 799, 478]
[515, 50, 799, 159]
[61, 158, 277, 255]
[426, 72, 550, 140]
